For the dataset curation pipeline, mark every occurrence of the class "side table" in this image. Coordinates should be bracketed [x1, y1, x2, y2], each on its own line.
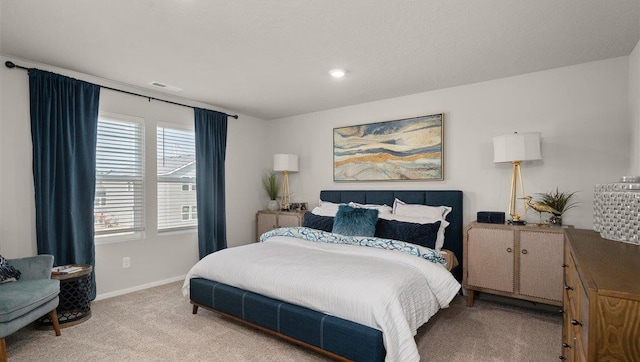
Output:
[463, 221, 568, 307]
[37, 264, 92, 329]
[256, 210, 305, 242]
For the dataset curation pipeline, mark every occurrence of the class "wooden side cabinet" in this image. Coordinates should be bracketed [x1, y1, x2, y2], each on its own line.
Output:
[561, 228, 640, 361]
[463, 221, 568, 307]
[256, 210, 305, 242]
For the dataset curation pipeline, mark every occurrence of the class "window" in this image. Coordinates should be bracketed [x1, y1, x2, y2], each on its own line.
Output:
[94, 114, 145, 239]
[181, 206, 190, 221]
[157, 125, 197, 231]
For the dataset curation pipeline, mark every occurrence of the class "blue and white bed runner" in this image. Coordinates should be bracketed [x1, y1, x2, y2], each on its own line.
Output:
[260, 227, 447, 267]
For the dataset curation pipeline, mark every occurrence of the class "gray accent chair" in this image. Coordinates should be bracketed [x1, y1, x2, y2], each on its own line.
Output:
[0, 255, 61, 362]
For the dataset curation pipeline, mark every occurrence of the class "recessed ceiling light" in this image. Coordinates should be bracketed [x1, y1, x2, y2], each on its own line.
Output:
[329, 69, 346, 78]
[149, 81, 183, 92]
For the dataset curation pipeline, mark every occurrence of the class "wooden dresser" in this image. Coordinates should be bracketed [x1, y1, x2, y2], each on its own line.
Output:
[562, 228, 640, 361]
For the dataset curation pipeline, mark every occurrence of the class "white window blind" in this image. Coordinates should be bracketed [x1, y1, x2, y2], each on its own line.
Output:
[95, 115, 145, 237]
[157, 126, 197, 232]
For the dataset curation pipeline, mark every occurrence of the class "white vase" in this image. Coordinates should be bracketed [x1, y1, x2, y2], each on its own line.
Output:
[267, 200, 280, 211]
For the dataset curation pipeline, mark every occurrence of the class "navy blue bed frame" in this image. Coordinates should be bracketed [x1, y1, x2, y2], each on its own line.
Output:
[190, 190, 463, 361]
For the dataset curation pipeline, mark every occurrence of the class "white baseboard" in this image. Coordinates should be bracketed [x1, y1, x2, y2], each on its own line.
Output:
[95, 275, 186, 301]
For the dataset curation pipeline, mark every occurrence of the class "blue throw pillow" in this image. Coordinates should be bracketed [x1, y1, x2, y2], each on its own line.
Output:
[375, 219, 441, 249]
[303, 212, 334, 232]
[332, 205, 378, 237]
[0, 255, 21, 283]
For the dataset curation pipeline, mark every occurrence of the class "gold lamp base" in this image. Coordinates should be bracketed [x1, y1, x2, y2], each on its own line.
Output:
[281, 171, 291, 211]
[507, 160, 528, 224]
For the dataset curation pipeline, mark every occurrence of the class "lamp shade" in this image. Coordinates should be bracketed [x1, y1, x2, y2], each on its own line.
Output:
[493, 132, 542, 163]
[273, 154, 299, 172]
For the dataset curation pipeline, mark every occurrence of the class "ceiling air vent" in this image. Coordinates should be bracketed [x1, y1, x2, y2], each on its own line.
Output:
[149, 81, 182, 92]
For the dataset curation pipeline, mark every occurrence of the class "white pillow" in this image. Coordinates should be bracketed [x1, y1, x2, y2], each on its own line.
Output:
[313, 200, 393, 216]
[318, 200, 343, 208]
[310, 206, 339, 217]
[379, 213, 450, 251]
[393, 198, 452, 219]
[312, 200, 345, 217]
[348, 202, 393, 214]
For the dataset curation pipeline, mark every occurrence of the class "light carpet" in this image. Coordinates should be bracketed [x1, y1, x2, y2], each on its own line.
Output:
[6, 281, 561, 361]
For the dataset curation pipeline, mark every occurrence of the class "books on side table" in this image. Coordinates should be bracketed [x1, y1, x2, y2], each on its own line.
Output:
[52, 265, 83, 275]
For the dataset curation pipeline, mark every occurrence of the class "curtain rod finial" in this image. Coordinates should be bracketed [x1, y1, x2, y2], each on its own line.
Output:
[5, 61, 16, 69]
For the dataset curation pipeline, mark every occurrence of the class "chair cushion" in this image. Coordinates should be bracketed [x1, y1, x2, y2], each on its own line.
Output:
[0, 279, 60, 322]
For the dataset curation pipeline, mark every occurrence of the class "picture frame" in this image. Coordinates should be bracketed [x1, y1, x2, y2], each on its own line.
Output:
[289, 202, 308, 212]
[333, 113, 444, 181]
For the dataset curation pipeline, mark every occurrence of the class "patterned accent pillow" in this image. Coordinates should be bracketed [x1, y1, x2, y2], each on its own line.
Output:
[0, 255, 21, 283]
[332, 205, 378, 237]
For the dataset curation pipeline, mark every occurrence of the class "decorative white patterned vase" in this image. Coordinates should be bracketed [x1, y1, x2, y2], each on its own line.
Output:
[267, 200, 280, 211]
[593, 176, 640, 244]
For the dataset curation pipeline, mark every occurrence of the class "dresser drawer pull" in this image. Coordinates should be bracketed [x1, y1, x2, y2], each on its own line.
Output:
[506, 247, 513, 253]
[564, 285, 573, 291]
[559, 356, 566, 360]
[570, 319, 582, 327]
[558, 309, 564, 314]
[562, 264, 568, 268]
[562, 343, 572, 349]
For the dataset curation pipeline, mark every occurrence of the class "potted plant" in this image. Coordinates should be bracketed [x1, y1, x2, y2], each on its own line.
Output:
[262, 173, 280, 210]
[535, 188, 579, 226]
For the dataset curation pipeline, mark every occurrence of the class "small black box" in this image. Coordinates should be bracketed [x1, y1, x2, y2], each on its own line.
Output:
[477, 211, 505, 224]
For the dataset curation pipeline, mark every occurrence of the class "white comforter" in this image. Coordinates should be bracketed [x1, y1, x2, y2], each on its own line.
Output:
[182, 235, 460, 362]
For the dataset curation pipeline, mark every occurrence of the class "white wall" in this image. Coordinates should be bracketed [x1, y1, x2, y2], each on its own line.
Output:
[630, 40, 640, 175]
[0, 55, 269, 298]
[1, 53, 633, 297]
[271, 57, 631, 230]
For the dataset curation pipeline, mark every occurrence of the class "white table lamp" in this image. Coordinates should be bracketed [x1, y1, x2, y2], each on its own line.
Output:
[493, 132, 542, 224]
[273, 154, 299, 210]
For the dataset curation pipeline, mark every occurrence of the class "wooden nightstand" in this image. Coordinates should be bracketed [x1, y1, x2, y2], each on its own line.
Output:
[464, 221, 571, 307]
[256, 210, 305, 242]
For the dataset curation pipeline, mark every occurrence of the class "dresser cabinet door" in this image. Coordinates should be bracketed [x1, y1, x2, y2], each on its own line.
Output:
[563, 317, 576, 361]
[519, 231, 564, 302]
[577, 284, 589, 360]
[467, 228, 515, 293]
[278, 213, 301, 228]
[257, 213, 278, 240]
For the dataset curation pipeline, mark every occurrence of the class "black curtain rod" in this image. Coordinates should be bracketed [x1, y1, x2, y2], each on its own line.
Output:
[5, 60, 239, 119]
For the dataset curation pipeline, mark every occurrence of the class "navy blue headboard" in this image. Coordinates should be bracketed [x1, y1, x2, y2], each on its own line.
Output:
[320, 190, 463, 281]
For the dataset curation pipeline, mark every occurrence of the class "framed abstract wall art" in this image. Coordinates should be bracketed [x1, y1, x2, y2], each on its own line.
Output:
[333, 113, 443, 181]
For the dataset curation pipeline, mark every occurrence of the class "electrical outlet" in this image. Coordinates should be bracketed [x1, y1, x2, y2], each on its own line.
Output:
[122, 257, 131, 268]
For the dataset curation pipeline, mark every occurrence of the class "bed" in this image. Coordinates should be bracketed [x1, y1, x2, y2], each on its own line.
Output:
[183, 190, 463, 362]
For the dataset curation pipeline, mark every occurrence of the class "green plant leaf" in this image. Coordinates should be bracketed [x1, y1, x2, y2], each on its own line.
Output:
[262, 173, 280, 200]
[534, 188, 579, 215]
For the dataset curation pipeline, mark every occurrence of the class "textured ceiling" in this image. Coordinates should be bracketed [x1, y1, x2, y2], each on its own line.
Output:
[1, 1, 639, 120]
